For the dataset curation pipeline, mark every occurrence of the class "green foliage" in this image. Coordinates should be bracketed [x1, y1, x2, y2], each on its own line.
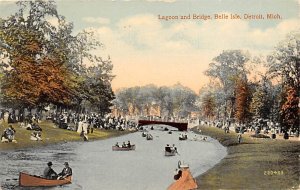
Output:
[0, 0, 114, 112]
[249, 79, 271, 120]
[267, 31, 300, 90]
[114, 83, 197, 117]
[201, 92, 216, 119]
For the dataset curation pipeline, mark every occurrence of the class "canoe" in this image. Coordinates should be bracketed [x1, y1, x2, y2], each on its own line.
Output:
[112, 144, 136, 151]
[179, 136, 187, 140]
[167, 168, 198, 190]
[19, 172, 71, 187]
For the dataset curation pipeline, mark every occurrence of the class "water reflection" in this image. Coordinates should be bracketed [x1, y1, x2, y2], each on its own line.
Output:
[0, 125, 227, 190]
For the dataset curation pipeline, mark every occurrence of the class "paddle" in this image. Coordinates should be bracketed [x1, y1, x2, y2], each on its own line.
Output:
[5, 178, 18, 181]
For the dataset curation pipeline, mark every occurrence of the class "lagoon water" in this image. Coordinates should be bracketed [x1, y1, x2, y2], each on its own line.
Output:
[0, 125, 227, 190]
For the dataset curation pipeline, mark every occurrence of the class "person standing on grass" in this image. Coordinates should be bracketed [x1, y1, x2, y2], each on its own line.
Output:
[237, 133, 242, 144]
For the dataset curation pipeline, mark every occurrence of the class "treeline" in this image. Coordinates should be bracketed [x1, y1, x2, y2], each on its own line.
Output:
[201, 31, 299, 133]
[115, 31, 299, 134]
[114, 84, 198, 118]
[0, 1, 114, 115]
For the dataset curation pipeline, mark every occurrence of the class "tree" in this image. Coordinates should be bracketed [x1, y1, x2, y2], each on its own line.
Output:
[267, 31, 300, 90]
[267, 31, 299, 132]
[235, 77, 251, 123]
[113, 84, 197, 118]
[201, 92, 216, 120]
[281, 86, 299, 133]
[0, 1, 114, 113]
[79, 62, 115, 115]
[250, 77, 272, 119]
[205, 50, 250, 121]
[0, 0, 77, 108]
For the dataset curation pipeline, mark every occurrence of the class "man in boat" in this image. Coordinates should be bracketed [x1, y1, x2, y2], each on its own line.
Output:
[127, 140, 131, 148]
[122, 142, 127, 148]
[172, 144, 177, 153]
[165, 144, 171, 152]
[57, 162, 72, 180]
[115, 142, 119, 147]
[43, 162, 58, 179]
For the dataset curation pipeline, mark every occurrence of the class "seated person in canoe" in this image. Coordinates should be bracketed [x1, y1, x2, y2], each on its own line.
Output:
[127, 140, 131, 148]
[57, 162, 72, 180]
[165, 144, 171, 152]
[43, 162, 58, 179]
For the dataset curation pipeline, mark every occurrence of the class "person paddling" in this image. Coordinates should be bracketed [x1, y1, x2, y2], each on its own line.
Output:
[57, 162, 72, 180]
[43, 162, 57, 179]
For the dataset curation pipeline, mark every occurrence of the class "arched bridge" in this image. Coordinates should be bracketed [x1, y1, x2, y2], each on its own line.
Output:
[138, 120, 188, 131]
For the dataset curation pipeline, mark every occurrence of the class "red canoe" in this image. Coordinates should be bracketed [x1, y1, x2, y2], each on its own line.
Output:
[19, 172, 72, 187]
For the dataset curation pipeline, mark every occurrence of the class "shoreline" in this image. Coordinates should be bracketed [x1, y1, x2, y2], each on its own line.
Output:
[0, 120, 133, 151]
[192, 126, 300, 190]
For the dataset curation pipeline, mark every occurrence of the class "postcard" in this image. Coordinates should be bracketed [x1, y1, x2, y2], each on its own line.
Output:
[0, 0, 299, 190]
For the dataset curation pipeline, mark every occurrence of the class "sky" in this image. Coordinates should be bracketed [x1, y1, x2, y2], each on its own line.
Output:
[0, 0, 299, 93]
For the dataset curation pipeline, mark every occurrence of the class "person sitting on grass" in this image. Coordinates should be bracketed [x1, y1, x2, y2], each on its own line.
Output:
[57, 162, 72, 180]
[30, 131, 42, 141]
[1, 125, 17, 143]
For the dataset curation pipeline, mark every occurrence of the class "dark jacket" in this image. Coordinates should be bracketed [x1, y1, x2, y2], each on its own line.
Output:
[58, 167, 72, 177]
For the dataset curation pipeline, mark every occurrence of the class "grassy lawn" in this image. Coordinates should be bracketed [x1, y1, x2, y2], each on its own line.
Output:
[193, 126, 300, 190]
[0, 120, 131, 151]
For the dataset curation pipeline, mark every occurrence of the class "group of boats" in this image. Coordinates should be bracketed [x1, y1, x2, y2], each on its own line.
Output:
[18, 126, 202, 188]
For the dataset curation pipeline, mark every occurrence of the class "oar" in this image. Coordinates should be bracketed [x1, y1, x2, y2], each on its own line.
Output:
[6, 178, 18, 181]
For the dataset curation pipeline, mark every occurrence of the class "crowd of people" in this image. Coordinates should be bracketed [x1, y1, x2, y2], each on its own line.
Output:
[50, 112, 137, 131]
[199, 117, 298, 141]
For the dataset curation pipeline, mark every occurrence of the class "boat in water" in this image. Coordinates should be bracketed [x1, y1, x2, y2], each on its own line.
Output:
[112, 144, 136, 151]
[168, 161, 198, 190]
[146, 134, 153, 140]
[19, 172, 71, 187]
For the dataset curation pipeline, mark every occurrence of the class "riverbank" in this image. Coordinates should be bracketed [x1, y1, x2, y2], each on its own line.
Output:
[193, 126, 300, 190]
[0, 120, 132, 151]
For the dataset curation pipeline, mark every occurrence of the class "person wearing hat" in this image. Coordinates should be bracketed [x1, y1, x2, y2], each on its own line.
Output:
[57, 162, 72, 179]
[43, 162, 57, 179]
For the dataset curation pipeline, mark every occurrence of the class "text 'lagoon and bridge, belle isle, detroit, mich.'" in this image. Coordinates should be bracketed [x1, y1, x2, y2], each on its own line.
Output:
[158, 13, 282, 21]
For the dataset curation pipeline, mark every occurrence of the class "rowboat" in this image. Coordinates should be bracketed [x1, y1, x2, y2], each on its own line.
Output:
[112, 144, 136, 151]
[165, 149, 177, 156]
[19, 172, 71, 187]
[146, 134, 153, 140]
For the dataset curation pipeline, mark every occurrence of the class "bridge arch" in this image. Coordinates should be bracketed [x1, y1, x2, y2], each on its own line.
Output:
[138, 120, 188, 131]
